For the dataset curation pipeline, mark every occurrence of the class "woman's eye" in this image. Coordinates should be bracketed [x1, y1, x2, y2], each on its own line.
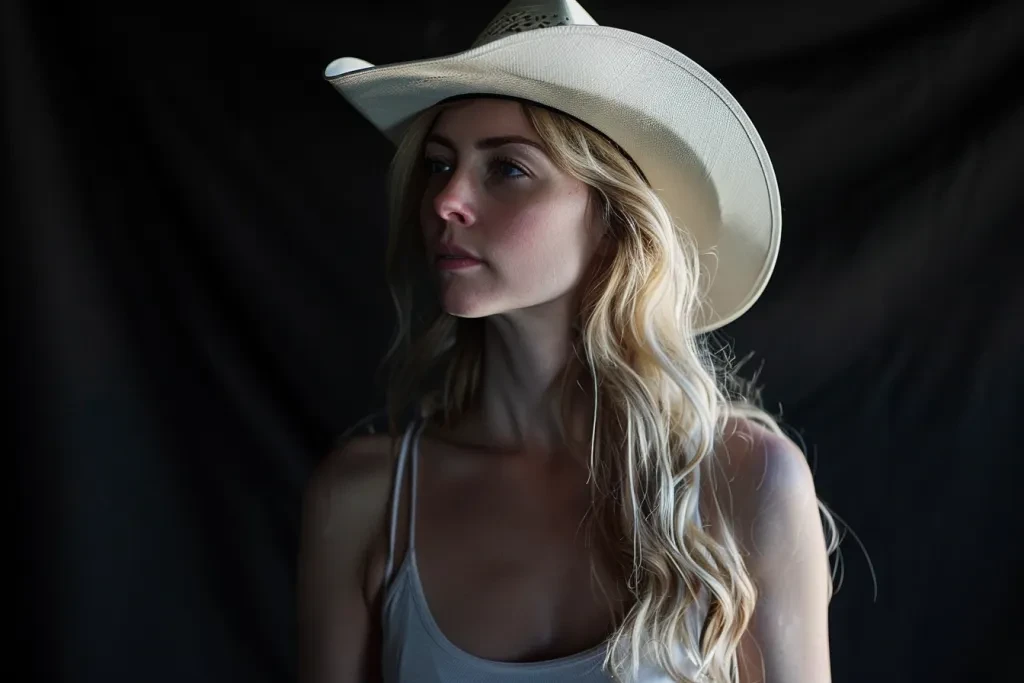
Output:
[424, 158, 449, 175]
[422, 156, 528, 180]
[494, 159, 527, 179]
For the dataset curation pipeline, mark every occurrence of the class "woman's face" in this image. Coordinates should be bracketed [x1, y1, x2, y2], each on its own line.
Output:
[419, 98, 605, 319]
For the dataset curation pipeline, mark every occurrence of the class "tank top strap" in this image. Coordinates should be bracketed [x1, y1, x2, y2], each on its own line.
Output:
[407, 417, 426, 552]
[383, 416, 427, 585]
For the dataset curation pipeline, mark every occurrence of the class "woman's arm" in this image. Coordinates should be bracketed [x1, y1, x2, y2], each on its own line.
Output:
[296, 436, 393, 683]
[722, 421, 834, 683]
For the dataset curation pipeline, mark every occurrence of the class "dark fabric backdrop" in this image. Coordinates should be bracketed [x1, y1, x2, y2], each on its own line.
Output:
[8, 0, 1023, 681]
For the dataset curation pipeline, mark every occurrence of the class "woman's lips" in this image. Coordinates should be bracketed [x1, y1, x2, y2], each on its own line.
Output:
[435, 256, 483, 270]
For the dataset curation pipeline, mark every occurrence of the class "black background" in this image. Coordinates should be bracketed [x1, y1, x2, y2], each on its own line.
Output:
[8, 0, 1023, 681]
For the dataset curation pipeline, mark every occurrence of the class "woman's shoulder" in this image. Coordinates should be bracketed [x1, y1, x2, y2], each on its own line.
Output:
[317, 433, 396, 490]
[708, 414, 823, 551]
[715, 415, 815, 496]
[303, 415, 406, 543]
[298, 417, 409, 681]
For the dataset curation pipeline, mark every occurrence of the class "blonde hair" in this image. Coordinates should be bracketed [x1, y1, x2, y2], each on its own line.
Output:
[377, 97, 840, 682]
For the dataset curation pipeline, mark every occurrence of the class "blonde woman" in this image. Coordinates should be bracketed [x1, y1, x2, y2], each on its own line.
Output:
[298, 2, 839, 682]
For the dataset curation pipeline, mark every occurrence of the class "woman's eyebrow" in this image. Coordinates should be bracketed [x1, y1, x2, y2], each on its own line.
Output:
[425, 133, 547, 154]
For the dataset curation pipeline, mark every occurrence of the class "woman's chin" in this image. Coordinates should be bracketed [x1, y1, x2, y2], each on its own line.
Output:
[442, 302, 491, 319]
[440, 291, 496, 319]
[438, 280, 495, 318]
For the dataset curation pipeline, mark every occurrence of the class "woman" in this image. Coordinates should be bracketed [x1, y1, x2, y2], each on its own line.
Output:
[298, 2, 839, 682]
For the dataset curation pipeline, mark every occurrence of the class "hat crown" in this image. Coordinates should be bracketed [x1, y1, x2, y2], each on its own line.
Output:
[471, 0, 598, 48]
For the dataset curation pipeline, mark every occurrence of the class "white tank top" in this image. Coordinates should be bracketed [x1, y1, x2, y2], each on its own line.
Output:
[378, 416, 708, 682]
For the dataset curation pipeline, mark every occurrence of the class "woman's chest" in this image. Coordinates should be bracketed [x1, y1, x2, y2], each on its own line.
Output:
[413, 452, 629, 662]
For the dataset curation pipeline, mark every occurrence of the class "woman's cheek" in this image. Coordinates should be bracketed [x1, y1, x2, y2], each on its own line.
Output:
[488, 207, 551, 258]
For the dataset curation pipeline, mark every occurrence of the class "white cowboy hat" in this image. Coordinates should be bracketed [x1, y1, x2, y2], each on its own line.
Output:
[324, 0, 781, 333]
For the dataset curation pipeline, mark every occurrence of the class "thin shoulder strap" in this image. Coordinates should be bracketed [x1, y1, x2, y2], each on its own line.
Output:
[407, 417, 427, 552]
[382, 416, 427, 584]
[383, 419, 416, 584]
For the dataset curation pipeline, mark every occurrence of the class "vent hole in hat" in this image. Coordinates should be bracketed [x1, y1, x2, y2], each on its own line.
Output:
[479, 12, 572, 40]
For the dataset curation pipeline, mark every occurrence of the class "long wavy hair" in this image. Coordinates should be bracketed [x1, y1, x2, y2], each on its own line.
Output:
[376, 97, 840, 682]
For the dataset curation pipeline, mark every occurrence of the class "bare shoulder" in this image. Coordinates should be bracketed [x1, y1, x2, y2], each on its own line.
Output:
[297, 431, 401, 683]
[302, 431, 399, 543]
[314, 431, 398, 487]
[298, 429, 404, 612]
[714, 416, 819, 516]
[704, 414, 826, 567]
[714, 418, 834, 682]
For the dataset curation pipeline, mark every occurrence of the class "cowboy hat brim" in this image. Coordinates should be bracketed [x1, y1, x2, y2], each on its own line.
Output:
[325, 25, 780, 333]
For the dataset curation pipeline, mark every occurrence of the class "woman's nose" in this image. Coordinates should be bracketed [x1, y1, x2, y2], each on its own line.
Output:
[433, 173, 477, 227]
